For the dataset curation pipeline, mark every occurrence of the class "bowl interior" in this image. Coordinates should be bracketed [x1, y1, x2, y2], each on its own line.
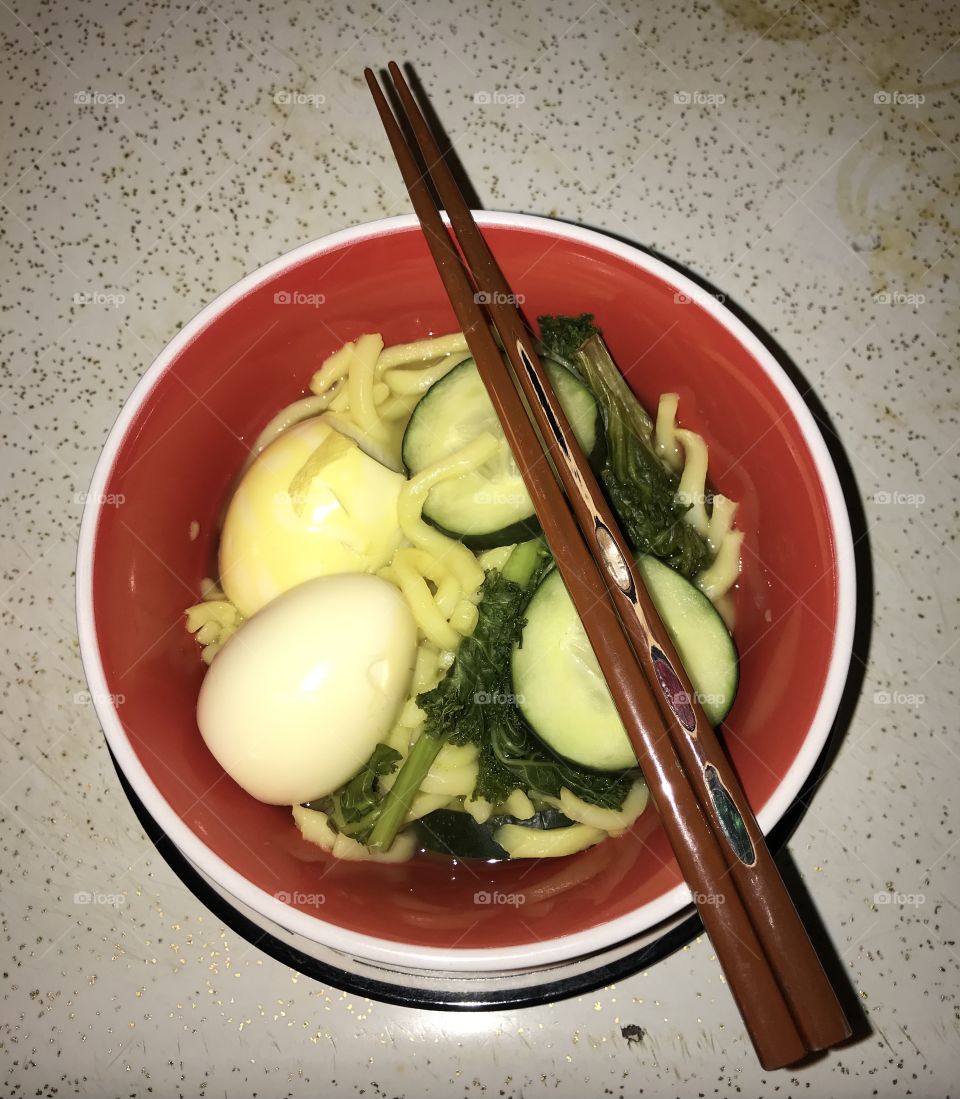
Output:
[87, 218, 840, 953]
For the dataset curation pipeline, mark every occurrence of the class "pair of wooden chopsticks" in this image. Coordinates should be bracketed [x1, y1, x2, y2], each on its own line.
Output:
[365, 62, 850, 1069]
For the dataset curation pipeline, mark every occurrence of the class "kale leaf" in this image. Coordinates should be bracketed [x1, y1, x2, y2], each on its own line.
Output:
[307, 742, 402, 840]
[537, 314, 712, 578]
[418, 540, 635, 810]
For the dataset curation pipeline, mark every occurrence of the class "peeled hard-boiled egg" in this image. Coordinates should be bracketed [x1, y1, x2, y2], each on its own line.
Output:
[219, 417, 406, 618]
[197, 573, 416, 806]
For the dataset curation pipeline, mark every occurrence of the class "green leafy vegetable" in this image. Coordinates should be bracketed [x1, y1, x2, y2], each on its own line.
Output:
[473, 698, 636, 808]
[309, 313, 712, 856]
[418, 805, 576, 861]
[426, 540, 636, 808]
[305, 742, 403, 839]
[537, 312, 602, 363]
[537, 314, 712, 578]
[366, 539, 635, 851]
[363, 540, 546, 850]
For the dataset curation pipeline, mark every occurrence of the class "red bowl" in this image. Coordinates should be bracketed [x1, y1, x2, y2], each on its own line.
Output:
[76, 213, 855, 971]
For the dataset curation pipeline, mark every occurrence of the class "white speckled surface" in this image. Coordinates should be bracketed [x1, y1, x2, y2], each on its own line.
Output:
[2, 0, 958, 1094]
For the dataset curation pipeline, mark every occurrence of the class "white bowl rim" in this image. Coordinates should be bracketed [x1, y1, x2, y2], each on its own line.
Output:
[76, 210, 856, 972]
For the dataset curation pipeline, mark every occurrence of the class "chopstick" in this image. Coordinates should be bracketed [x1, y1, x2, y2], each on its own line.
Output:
[380, 62, 851, 1057]
[366, 64, 848, 1067]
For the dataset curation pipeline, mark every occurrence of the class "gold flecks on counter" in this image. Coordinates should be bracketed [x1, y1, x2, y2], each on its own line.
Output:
[2, 2, 955, 1097]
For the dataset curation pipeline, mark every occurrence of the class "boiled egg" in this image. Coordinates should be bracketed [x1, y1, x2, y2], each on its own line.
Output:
[219, 417, 406, 618]
[197, 573, 416, 805]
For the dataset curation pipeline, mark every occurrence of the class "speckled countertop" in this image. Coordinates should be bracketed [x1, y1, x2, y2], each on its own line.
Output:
[2, 0, 958, 1095]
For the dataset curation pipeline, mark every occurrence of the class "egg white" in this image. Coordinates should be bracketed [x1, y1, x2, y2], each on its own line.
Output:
[219, 418, 406, 618]
[197, 573, 417, 805]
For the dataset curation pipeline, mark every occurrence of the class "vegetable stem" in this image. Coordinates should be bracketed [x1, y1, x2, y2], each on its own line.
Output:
[577, 334, 656, 481]
[366, 732, 443, 850]
[365, 539, 547, 852]
[537, 313, 712, 578]
[501, 537, 549, 586]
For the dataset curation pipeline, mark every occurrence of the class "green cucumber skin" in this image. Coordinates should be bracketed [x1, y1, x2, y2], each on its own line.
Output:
[512, 567, 639, 772]
[634, 554, 739, 726]
[402, 356, 604, 549]
[422, 511, 545, 553]
[512, 553, 740, 772]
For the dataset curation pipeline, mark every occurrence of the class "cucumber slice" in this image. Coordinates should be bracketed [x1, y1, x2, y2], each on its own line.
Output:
[512, 556, 739, 771]
[635, 555, 739, 726]
[401, 356, 601, 549]
[511, 568, 637, 771]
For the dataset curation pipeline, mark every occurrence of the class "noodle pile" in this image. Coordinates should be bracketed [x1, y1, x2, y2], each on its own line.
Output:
[185, 331, 743, 860]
